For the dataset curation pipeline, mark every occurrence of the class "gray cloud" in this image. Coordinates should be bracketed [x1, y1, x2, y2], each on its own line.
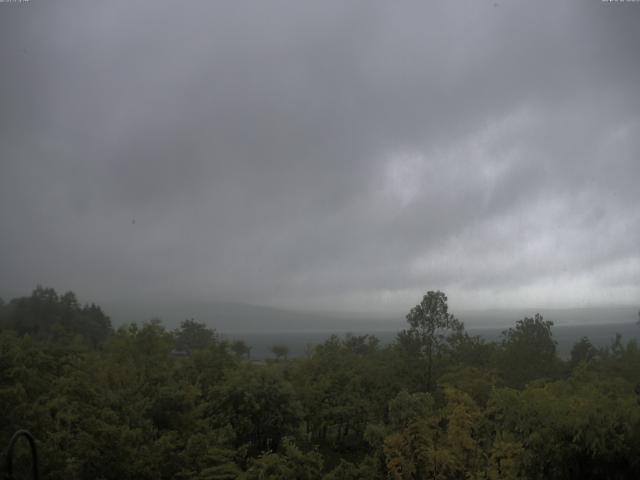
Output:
[1, 0, 639, 316]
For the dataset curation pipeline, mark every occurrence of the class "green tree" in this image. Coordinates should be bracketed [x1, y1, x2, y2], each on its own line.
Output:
[569, 336, 598, 370]
[213, 366, 302, 452]
[1, 286, 112, 347]
[231, 339, 251, 359]
[398, 291, 464, 392]
[323, 459, 379, 480]
[174, 319, 217, 352]
[499, 313, 558, 387]
[241, 440, 323, 480]
[271, 344, 289, 362]
[383, 388, 482, 480]
[343, 333, 380, 355]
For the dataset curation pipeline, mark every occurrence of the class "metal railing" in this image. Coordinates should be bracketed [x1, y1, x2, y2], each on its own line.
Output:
[3, 430, 38, 480]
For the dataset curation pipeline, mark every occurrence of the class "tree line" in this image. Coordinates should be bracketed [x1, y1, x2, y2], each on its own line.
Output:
[1, 287, 640, 479]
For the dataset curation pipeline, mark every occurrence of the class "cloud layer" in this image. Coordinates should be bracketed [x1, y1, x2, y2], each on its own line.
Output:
[1, 1, 639, 315]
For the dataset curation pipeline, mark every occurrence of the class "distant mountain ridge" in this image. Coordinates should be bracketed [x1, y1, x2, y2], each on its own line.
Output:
[104, 300, 638, 333]
[457, 306, 639, 328]
[105, 300, 383, 333]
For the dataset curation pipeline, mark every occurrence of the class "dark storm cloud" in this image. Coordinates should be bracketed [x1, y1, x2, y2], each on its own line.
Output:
[1, 0, 639, 315]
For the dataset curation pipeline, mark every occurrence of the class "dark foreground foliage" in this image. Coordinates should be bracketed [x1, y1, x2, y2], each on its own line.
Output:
[2, 287, 640, 479]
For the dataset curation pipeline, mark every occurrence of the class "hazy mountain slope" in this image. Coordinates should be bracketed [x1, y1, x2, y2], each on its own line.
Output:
[104, 301, 638, 333]
[104, 300, 388, 333]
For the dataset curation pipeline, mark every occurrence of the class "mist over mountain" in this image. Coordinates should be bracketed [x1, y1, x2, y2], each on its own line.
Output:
[105, 300, 639, 333]
[105, 300, 379, 333]
[457, 306, 640, 328]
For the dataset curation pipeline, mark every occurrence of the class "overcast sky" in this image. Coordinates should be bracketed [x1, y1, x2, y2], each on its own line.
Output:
[1, 0, 639, 315]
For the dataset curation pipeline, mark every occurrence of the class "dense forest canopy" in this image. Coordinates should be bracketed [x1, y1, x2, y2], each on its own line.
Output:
[2, 287, 640, 479]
